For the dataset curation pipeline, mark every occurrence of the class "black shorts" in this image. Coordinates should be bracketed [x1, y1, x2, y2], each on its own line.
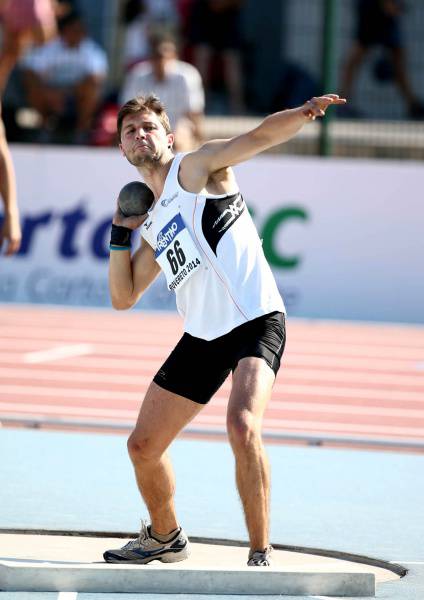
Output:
[153, 312, 286, 405]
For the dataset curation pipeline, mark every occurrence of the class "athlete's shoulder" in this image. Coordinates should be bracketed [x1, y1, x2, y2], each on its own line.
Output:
[178, 150, 209, 194]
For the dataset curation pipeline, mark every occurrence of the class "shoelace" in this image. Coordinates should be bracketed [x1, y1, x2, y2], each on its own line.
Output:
[248, 545, 273, 565]
[123, 520, 153, 550]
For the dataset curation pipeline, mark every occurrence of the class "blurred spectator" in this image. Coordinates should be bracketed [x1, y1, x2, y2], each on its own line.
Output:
[120, 34, 204, 150]
[0, 0, 59, 94]
[121, 0, 150, 71]
[187, 0, 246, 114]
[341, 0, 424, 119]
[143, 0, 179, 29]
[121, 0, 180, 71]
[0, 102, 20, 255]
[21, 10, 108, 143]
[0, 0, 68, 255]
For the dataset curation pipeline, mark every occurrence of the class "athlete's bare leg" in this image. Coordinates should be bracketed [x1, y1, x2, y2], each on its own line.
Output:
[128, 382, 203, 534]
[226, 357, 275, 552]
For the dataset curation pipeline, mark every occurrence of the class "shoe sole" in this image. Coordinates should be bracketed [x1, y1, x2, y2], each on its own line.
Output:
[103, 545, 190, 565]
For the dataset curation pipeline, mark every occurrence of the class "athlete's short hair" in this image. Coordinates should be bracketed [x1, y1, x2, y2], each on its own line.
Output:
[117, 94, 172, 140]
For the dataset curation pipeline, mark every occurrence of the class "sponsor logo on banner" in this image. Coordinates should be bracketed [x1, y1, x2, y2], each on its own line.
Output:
[0, 202, 307, 309]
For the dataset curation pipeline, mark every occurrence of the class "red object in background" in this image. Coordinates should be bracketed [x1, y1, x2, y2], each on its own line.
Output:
[90, 102, 119, 147]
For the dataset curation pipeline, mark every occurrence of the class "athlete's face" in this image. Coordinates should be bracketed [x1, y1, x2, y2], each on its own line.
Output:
[119, 110, 173, 167]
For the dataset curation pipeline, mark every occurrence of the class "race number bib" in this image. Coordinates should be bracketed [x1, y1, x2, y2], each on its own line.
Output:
[155, 213, 202, 292]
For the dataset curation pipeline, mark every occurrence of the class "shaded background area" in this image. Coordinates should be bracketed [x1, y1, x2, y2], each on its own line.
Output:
[2, 0, 424, 158]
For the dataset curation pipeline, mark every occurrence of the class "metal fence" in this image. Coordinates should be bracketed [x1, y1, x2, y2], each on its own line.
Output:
[280, 0, 424, 158]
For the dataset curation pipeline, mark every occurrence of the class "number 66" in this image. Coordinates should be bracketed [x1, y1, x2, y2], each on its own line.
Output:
[166, 240, 186, 275]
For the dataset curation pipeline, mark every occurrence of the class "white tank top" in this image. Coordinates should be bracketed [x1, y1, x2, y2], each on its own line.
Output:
[141, 153, 285, 340]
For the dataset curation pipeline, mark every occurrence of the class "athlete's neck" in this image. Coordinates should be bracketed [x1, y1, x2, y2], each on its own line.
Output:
[137, 154, 175, 203]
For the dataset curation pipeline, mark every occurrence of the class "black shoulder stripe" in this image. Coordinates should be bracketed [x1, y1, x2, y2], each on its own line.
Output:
[201, 193, 245, 255]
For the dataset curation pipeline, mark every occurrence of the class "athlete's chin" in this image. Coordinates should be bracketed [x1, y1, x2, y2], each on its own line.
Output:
[126, 153, 160, 167]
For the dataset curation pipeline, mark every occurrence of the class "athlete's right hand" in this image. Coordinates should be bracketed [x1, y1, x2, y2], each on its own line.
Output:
[112, 203, 148, 230]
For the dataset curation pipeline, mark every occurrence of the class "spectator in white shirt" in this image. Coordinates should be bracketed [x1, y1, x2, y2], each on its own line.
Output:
[119, 34, 204, 150]
[21, 10, 108, 143]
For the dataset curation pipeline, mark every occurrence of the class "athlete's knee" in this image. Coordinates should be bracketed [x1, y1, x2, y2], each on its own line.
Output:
[127, 432, 162, 463]
[227, 410, 261, 450]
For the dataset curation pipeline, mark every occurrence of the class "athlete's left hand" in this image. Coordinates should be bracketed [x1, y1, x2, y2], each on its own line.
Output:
[112, 202, 148, 230]
[302, 94, 347, 120]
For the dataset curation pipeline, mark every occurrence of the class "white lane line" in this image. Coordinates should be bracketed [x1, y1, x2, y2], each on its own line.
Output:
[2, 401, 423, 441]
[0, 402, 138, 418]
[287, 343, 424, 359]
[0, 353, 160, 371]
[58, 593, 78, 600]
[5, 335, 422, 362]
[0, 387, 422, 433]
[3, 322, 423, 345]
[11, 341, 170, 359]
[3, 381, 424, 418]
[285, 355, 418, 370]
[4, 325, 423, 355]
[2, 372, 424, 415]
[0, 351, 417, 373]
[219, 397, 424, 416]
[281, 369, 424, 387]
[0, 366, 153, 386]
[23, 344, 94, 364]
[0, 325, 178, 342]
[2, 379, 424, 407]
[194, 414, 424, 437]
[268, 401, 424, 418]
[0, 384, 143, 400]
[281, 365, 424, 387]
[278, 384, 424, 402]
[6, 360, 423, 390]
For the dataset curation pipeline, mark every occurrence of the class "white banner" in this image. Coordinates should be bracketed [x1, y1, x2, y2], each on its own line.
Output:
[1, 146, 423, 324]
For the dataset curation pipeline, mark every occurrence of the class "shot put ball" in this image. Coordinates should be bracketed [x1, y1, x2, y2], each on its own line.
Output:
[118, 181, 155, 217]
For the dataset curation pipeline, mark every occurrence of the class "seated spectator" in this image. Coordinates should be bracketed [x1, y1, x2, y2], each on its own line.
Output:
[120, 34, 204, 150]
[20, 10, 108, 143]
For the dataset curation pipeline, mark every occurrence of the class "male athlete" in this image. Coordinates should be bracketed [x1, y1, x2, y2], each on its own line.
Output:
[104, 92, 345, 566]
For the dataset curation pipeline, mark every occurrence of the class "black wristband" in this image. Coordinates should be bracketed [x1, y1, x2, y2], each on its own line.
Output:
[110, 224, 132, 249]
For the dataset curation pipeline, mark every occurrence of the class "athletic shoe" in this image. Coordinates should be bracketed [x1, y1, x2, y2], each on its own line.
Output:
[247, 545, 273, 566]
[103, 521, 190, 564]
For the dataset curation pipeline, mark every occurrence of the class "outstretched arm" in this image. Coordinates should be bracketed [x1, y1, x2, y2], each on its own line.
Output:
[180, 95, 346, 189]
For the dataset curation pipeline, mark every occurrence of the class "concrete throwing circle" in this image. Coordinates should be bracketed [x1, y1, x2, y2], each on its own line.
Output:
[0, 531, 405, 596]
